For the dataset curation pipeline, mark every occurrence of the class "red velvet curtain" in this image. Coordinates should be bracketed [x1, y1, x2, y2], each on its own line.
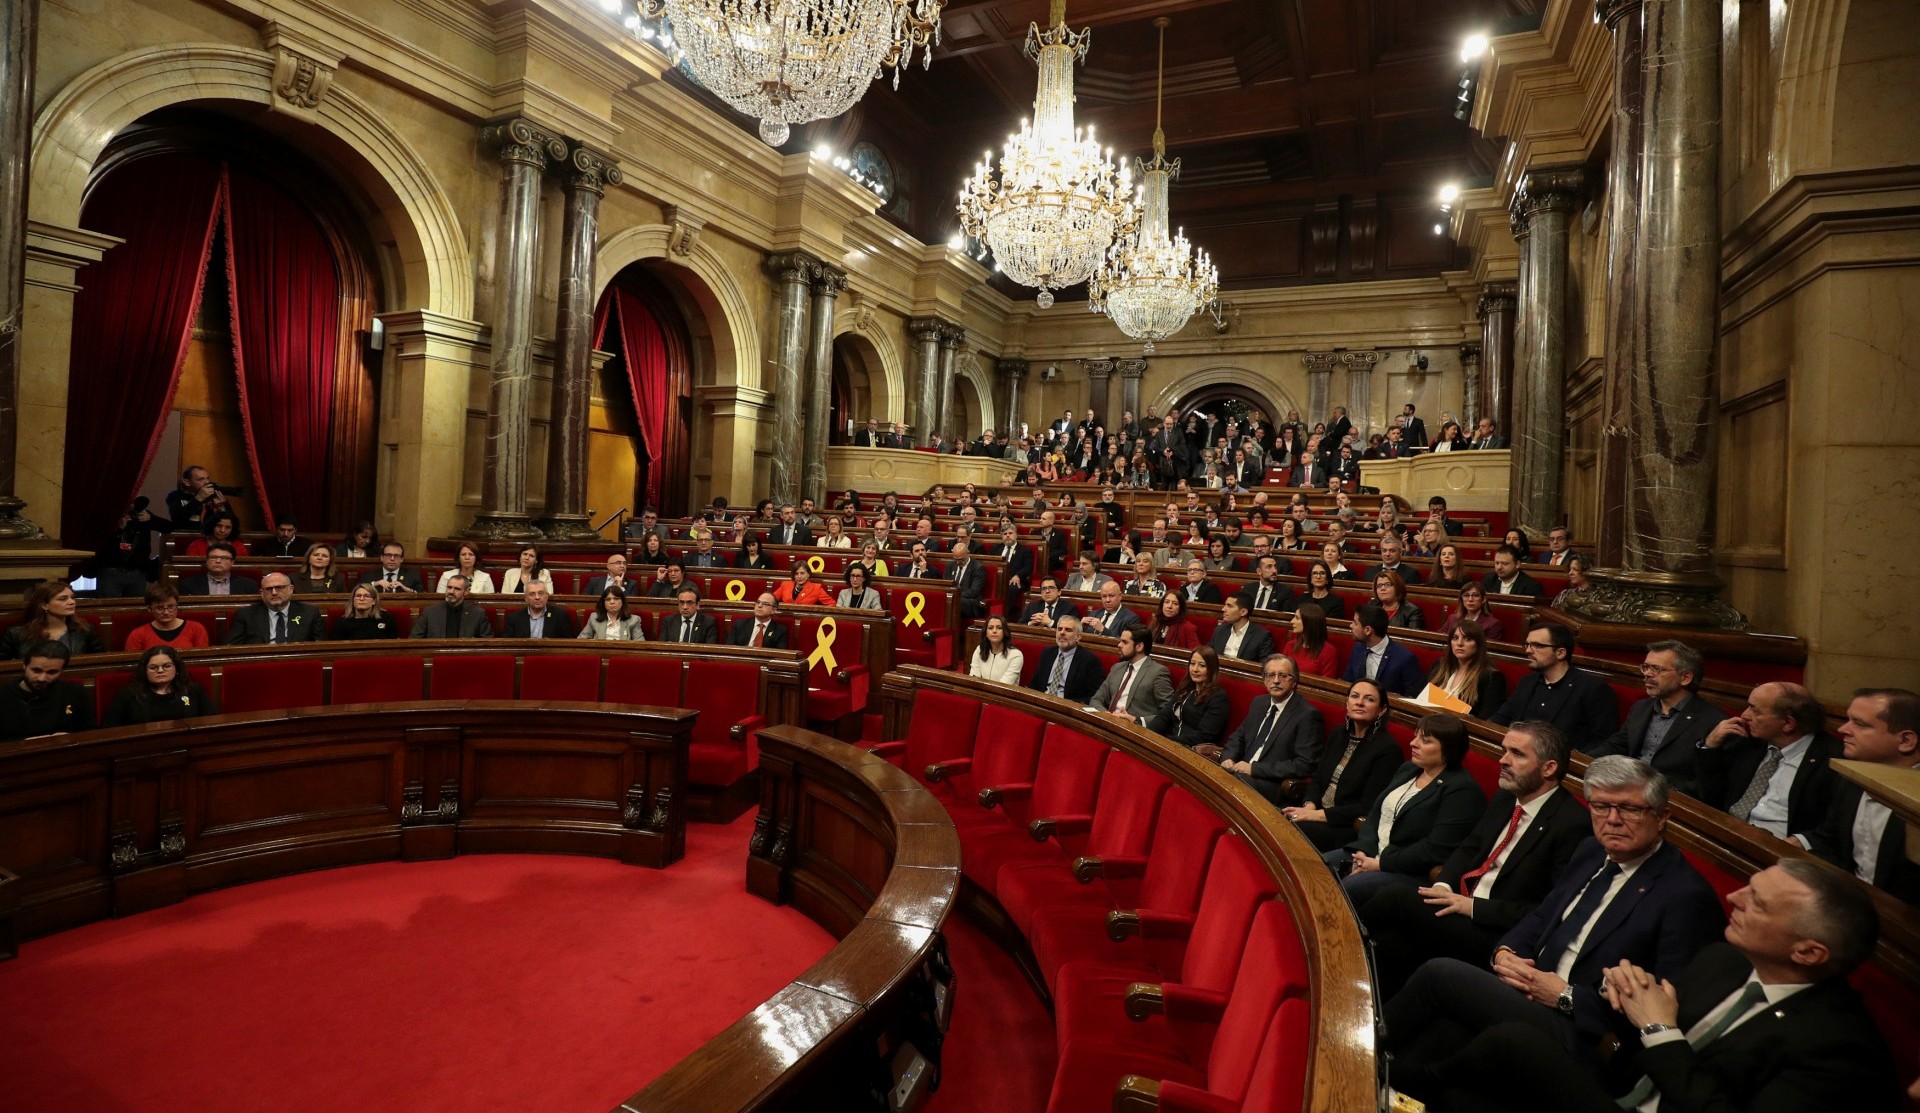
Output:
[61, 154, 225, 553]
[593, 280, 691, 514]
[220, 164, 342, 530]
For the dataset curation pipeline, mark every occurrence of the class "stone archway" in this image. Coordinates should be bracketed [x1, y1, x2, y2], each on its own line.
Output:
[1153, 366, 1295, 429]
[595, 226, 759, 396]
[831, 331, 894, 430]
[834, 309, 904, 423]
[954, 355, 996, 441]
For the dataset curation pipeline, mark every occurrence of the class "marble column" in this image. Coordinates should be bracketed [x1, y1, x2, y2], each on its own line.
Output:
[1343, 351, 1380, 438]
[1085, 359, 1113, 427]
[465, 118, 566, 540]
[1459, 342, 1482, 429]
[1574, 0, 1740, 627]
[537, 144, 620, 540]
[1476, 283, 1517, 439]
[936, 325, 963, 443]
[801, 263, 846, 507]
[1116, 358, 1146, 428]
[765, 252, 816, 505]
[907, 317, 943, 445]
[997, 358, 1028, 441]
[0, 0, 38, 538]
[1304, 353, 1337, 425]
[1594, 0, 1646, 571]
[1507, 167, 1582, 537]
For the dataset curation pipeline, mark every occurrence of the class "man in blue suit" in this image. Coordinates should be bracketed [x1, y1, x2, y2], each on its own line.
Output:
[1384, 756, 1726, 1100]
[1341, 603, 1426, 697]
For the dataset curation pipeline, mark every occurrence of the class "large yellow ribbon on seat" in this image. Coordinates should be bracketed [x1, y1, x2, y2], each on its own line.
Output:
[903, 591, 927, 627]
[724, 579, 746, 601]
[807, 555, 825, 573]
[807, 616, 838, 671]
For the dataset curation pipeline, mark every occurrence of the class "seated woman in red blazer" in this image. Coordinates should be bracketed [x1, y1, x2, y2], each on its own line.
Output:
[772, 564, 833, 607]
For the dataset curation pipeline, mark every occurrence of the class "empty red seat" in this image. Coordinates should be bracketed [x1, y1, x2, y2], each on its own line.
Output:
[925, 703, 1045, 814]
[520, 655, 602, 702]
[604, 656, 684, 706]
[891, 587, 957, 670]
[993, 753, 1170, 914]
[93, 671, 131, 719]
[222, 659, 325, 714]
[683, 659, 768, 789]
[429, 655, 515, 700]
[800, 617, 869, 725]
[962, 723, 1111, 889]
[867, 689, 982, 774]
[330, 656, 425, 704]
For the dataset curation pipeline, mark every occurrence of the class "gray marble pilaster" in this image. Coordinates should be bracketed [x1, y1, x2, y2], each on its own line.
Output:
[801, 264, 846, 506]
[538, 144, 620, 540]
[1304, 353, 1337, 426]
[907, 317, 944, 446]
[0, 0, 40, 538]
[1085, 359, 1113, 428]
[937, 325, 963, 444]
[1117, 359, 1145, 425]
[997, 358, 1028, 441]
[466, 117, 567, 540]
[1343, 351, 1381, 439]
[1595, 0, 1646, 570]
[1459, 342, 1482, 429]
[765, 252, 816, 505]
[1476, 284, 1517, 437]
[1508, 167, 1582, 537]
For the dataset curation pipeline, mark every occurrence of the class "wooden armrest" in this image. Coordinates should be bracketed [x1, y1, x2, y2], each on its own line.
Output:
[925, 757, 972, 783]
[729, 715, 767, 742]
[1106, 909, 1141, 942]
[832, 663, 869, 685]
[978, 782, 1034, 809]
[1277, 777, 1309, 803]
[1123, 982, 1163, 1021]
[1030, 815, 1093, 841]
[1113, 1076, 1162, 1113]
[1075, 854, 1146, 883]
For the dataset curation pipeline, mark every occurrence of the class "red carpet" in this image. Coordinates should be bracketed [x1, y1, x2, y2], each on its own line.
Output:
[0, 817, 832, 1113]
[928, 910, 1056, 1113]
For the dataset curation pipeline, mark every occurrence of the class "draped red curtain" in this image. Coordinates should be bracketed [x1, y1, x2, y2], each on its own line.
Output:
[593, 278, 692, 514]
[220, 164, 342, 529]
[61, 154, 225, 553]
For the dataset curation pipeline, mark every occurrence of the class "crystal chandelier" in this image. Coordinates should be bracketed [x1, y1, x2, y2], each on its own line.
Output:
[631, 0, 943, 147]
[955, 0, 1136, 308]
[1089, 18, 1218, 354]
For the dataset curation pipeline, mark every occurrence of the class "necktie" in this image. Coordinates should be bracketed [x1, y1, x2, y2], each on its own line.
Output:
[1247, 703, 1281, 762]
[1048, 650, 1069, 696]
[272, 611, 286, 644]
[1537, 861, 1625, 971]
[1615, 981, 1771, 1109]
[386, 571, 396, 584]
[1112, 663, 1139, 712]
[1459, 805, 1527, 894]
[1729, 747, 1784, 822]
[682, 618, 693, 642]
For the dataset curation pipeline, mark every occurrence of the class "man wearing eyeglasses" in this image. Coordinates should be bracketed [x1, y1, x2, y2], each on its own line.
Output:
[1384, 756, 1725, 1102]
[1488, 621, 1620, 753]
[1585, 640, 1726, 798]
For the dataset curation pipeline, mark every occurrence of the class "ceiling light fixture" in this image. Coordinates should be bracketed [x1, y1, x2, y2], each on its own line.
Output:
[1460, 32, 1489, 63]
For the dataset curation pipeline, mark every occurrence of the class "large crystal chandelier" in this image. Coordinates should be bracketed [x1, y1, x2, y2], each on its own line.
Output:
[630, 0, 943, 147]
[1089, 18, 1218, 354]
[956, 0, 1136, 308]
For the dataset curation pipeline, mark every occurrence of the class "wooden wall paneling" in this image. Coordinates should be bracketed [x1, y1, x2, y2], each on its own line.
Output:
[401, 724, 461, 862]
[0, 762, 113, 936]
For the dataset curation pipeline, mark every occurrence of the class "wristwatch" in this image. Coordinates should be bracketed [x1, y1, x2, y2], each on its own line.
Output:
[1556, 986, 1575, 1015]
[1639, 1022, 1678, 1037]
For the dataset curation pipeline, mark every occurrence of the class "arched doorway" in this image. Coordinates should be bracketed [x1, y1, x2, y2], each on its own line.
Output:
[589, 265, 695, 518]
[829, 333, 890, 443]
[1166, 384, 1284, 433]
[67, 110, 382, 551]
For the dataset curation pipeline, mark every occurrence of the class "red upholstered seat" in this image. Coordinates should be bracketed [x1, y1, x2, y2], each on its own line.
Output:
[927, 703, 1045, 809]
[867, 689, 982, 775]
[104, 610, 151, 651]
[222, 659, 325, 714]
[520, 655, 602, 702]
[1044, 1038, 1202, 1113]
[385, 605, 415, 638]
[1053, 836, 1279, 1057]
[1025, 791, 1229, 990]
[684, 659, 767, 787]
[891, 586, 956, 669]
[961, 723, 1111, 889]
[1161, 998, 1312, 1113]
[330, 656, 425, 705]
[604, 656, 684, 706]
[799, 616, 869, 724]
[429, 655, 515, 700]
[994, 753, 1170, 922]
[93, 671, 131, 719]
[1683, 849, 1747, 906]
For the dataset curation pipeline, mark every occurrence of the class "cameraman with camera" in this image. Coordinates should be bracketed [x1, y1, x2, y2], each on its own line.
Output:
[166, 465, 230, 533]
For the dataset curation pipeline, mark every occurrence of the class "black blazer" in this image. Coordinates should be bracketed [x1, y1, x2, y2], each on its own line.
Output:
[1209, 620, 1276, 663]
[727, 618, 790, 648]
[1303, 725, 1403, 831]
[354, 567, 423, 592]
[996, 542, 1034, 588]
[1220, 694, 1326, 796]
[1587, 694, 1726, 797]
[658, 613, 720, 644]
[225, 601, 325, 645]
[1436, 786, 1594, 934]
[1026, 645, 1103, 705]
[1349, 763, 1488, 877]
[1804, 780, 1920, 905]
[1488, 667, 1621, 754]
[331, 613, 401, 640]
[1087, 606, 1146, 641]
[684, 551, 730, 569]
[1181, 580, 1224, 605]
[1500, 839, 1726, 1040]
[1148, 686, 1232, 750]
[1696, 732, 1841, 836]
[103, 681, 218, 727]
[898, 560, 945, 580]
[1613, 942, 1897, 1111]
[501, 607, 577, 639]
[1018, 598, 1080, 625]
[951, 559, 988, 619]
[178, 573, 261, 597]
[1481, 570, 1546, 600]
[769, 523, 813, 547]
[1442, 666, 1510, 720]
[1245, 581, 1294, 614]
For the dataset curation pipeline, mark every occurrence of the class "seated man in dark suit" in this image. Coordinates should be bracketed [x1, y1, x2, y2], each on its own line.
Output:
[1084, 580, 1146, 641]
[178, 542, 260, 597]
[266, 518, 313, 559]
[356, 542, 424, 595]
[1696, 681, 1840, 840]
[225, 573, 325, 645]
[1411, 858, 1896, 1113]
[1216, 654, 1325, 801]
[1385, 757, 1726, 1100]
[659, 586, 720, 644]
[1177, 563, 1222, 605]
[1341, 603, 1425, 696]
[683, 527, 730, 568]
[501, 582, 575, 638]
[1026, 615, 1103, 704]
[1086, 627, 1174, 725]
[1373, 535, 1423, 584]
[408, 575, 492, 638]
[1019, 576, 1079, 628]
[769, 503, 813, 547]
[1469, 416, 1509, 450]
[0, 641, 94, 740]
[583, 553, 634, 597]
[949, 539, 988, 621]
[1798, 687, 1920, 904]
[993, 523, 1033, 593]
[1584, 640, 1724, 796]
[1035, 511, 1069, 577]
[1245, 555, 1294, 614]
[727, 593, 790, 648]
[1482, 545, 1545, 599]
[1209, 591, 1275, 663]
[852, 418, 884, 447]
[1359, 721, 1592, 996]
[1487, 621, 1620, 753]
[897, 539, 944, 580]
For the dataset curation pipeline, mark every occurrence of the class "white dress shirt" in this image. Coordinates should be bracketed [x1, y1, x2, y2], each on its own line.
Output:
[1554, 845, 1658, 981]
[1468, 788, 1559, 903]
[968, 646, 1025, 685]
[1744, 734, 1814, 838]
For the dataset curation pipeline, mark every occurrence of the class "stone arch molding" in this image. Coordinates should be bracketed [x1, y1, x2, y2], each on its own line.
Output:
[1149, 366, 1296, 422]
[834, 309, 904, 423]
[31, 43, 473, 319]
[596, 225, 759, 396]
[955, 353, 996, 436]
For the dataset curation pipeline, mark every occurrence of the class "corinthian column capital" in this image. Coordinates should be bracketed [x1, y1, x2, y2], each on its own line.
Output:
[484, 117, 568, 171]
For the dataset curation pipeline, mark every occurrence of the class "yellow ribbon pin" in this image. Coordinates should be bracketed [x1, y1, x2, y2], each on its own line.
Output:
[806, 616, 839, 671]
[724, 579, 746, 602]
[807, 555, 825, 573]
[902, 591, 927, 627]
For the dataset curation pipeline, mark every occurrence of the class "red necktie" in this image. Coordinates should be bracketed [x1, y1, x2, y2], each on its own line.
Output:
[1459, 804, 1526, 894]
[751, 623, 765, 647]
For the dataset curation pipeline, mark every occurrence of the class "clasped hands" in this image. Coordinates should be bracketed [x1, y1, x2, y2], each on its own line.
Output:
[1490, 948, 1570, 1007]
[1599, 959, 1680, 1028]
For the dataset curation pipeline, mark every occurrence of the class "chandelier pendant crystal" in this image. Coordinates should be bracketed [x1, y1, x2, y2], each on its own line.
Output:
[955, 0, 1136, 308]
[1089, 17, 1219, 354]
[637, 0, 943, 147]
